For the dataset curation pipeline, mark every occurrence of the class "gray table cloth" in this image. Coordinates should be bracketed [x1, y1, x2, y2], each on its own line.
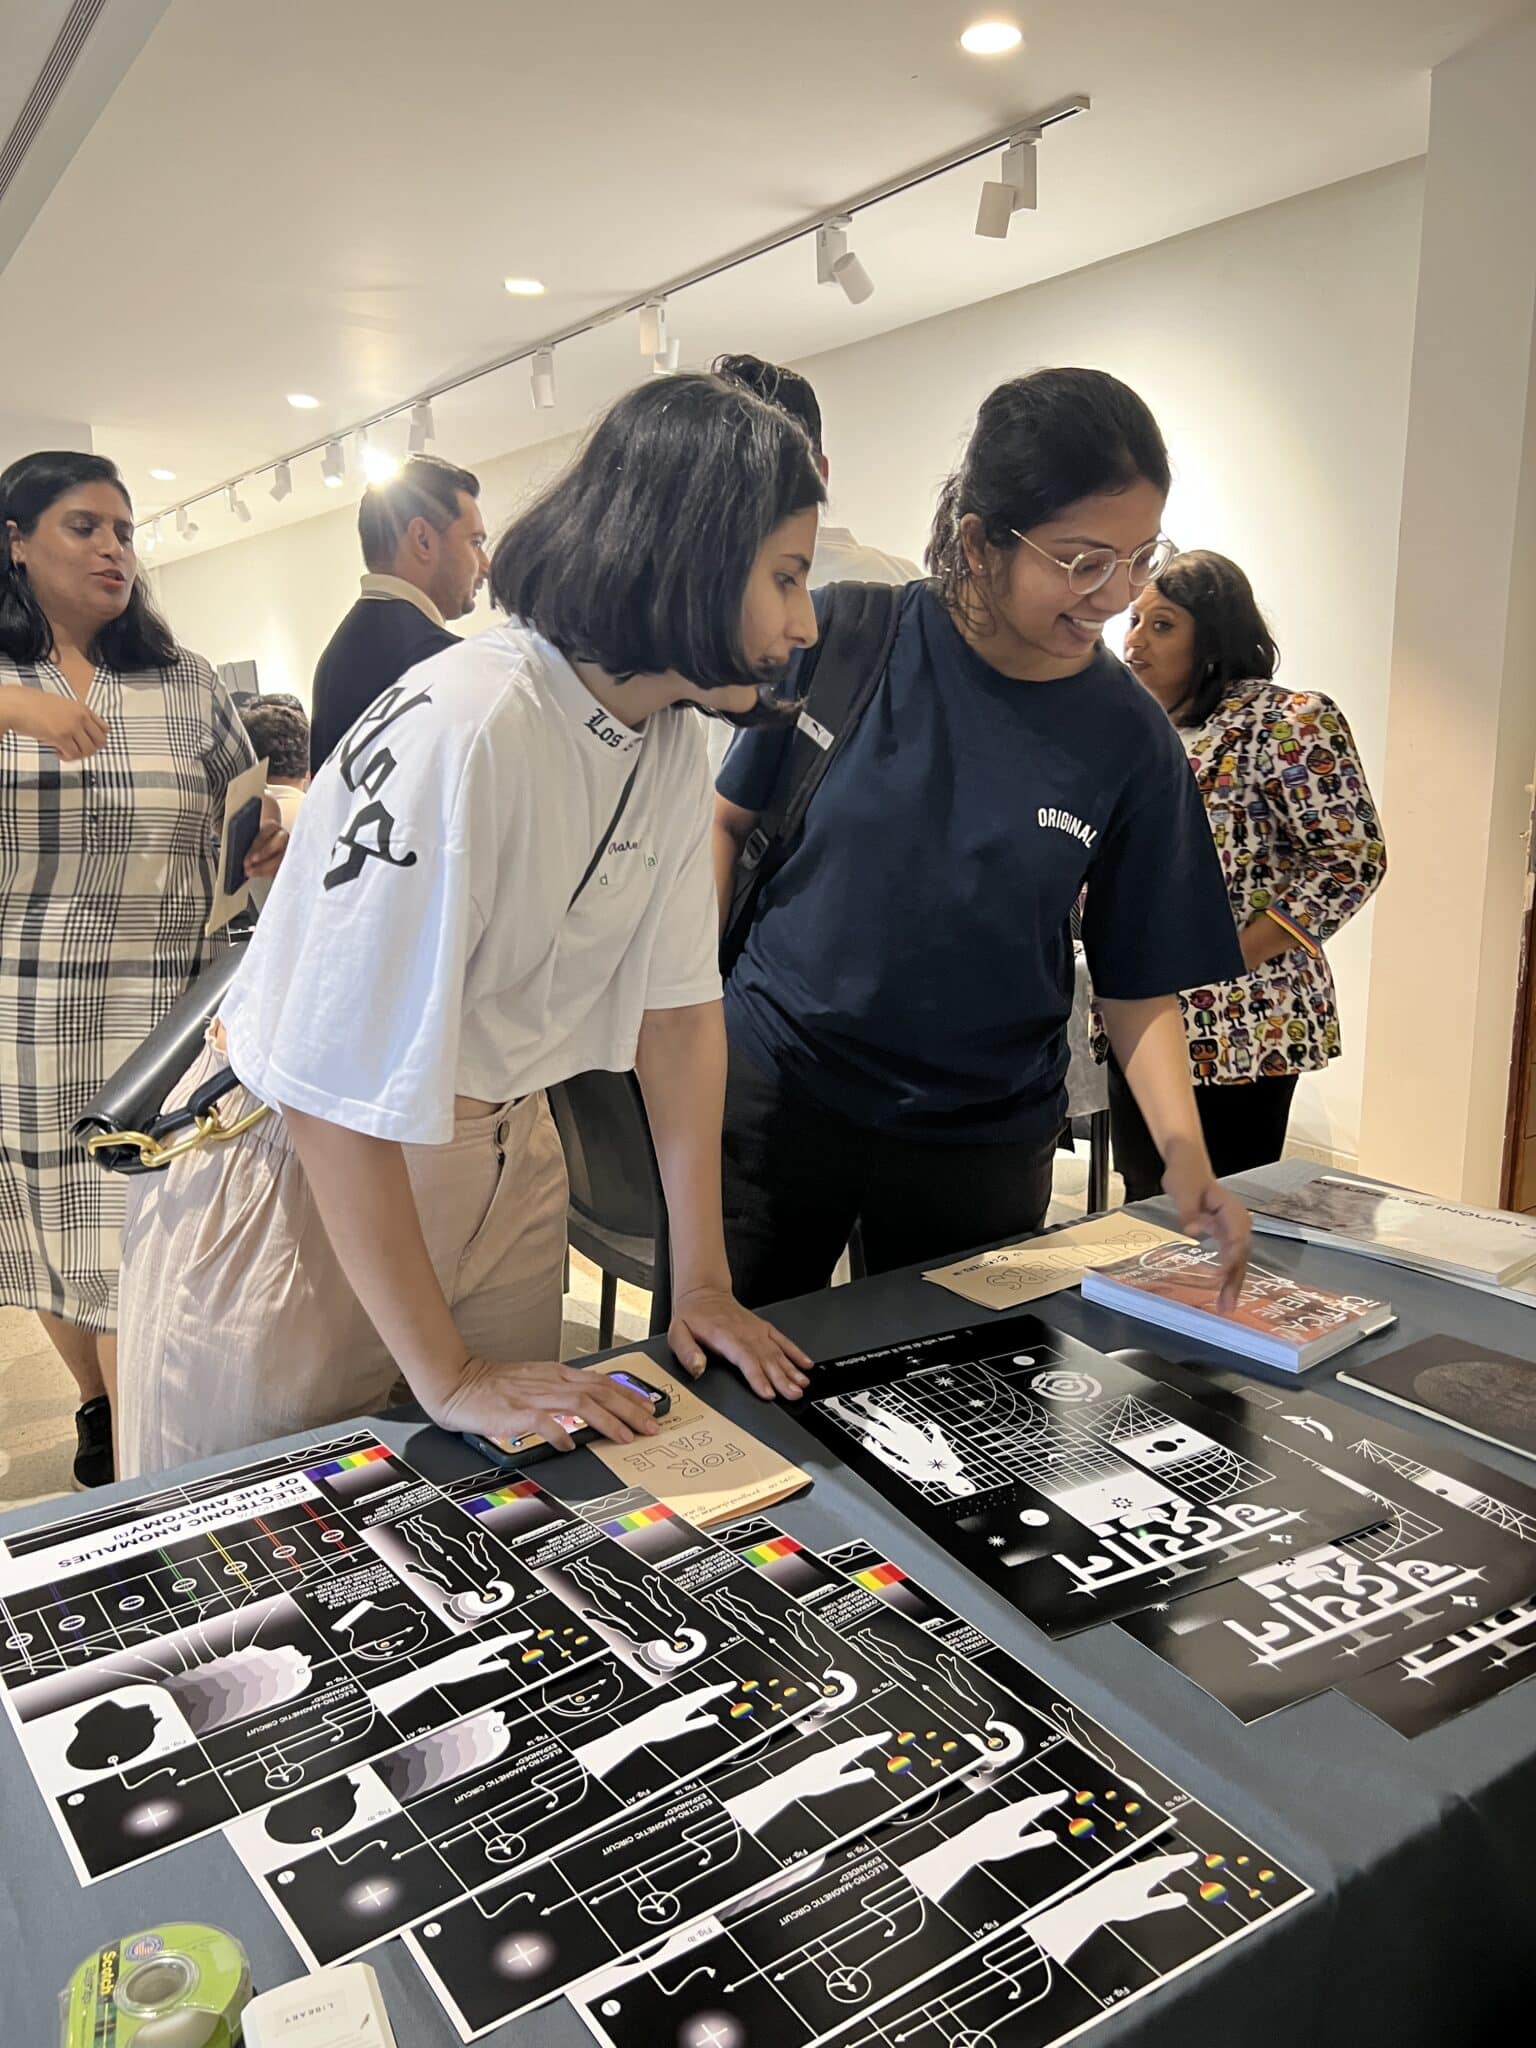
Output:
[3, 1160, 1532, 2043]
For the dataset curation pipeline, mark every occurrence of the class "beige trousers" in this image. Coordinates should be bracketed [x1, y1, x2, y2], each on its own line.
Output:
[116, 1047, 568, 1478]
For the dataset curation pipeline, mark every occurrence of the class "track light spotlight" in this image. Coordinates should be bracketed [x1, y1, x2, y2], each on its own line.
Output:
[975, 134, 1039, 238]
[530, 348, 556, 410]
[408, 401, 435, 454]
[638, 299, 668, 358]
[322, 439, 346, 488]
[270, 461, 293, 502]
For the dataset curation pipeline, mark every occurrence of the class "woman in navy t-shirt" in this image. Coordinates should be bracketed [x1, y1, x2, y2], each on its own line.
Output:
[714, 368, 1251, 1313]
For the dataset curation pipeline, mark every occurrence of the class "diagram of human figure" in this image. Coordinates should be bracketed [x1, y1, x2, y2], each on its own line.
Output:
[566, 1558, 708, 1675]
[393, 1514, 519, 1623]
[822, 1395, 977, 1498]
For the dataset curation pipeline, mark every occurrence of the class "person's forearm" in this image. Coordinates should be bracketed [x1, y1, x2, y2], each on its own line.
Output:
[634, 1001, 733, 1296]
[281, 1107, 470, 1413]
[1099, 995, 1211, 1172]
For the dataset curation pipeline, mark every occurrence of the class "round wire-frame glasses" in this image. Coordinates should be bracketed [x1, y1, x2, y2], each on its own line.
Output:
[1011, 529, 1177, 597]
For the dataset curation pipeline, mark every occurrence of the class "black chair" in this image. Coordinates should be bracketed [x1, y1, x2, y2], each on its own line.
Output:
[545, 1072, 671, 1348]
[1059, 1111, 1112, 1213]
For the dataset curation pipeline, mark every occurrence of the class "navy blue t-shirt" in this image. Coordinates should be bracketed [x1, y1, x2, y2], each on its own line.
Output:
[717, 583, 1243, 1144]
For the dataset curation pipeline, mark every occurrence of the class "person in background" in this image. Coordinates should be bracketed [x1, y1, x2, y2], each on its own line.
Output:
[713, 370, 1251, 1312]
[308, 453, 488, 771]
[713, 354, 920, 587]
[238, 695, 310, 831]
[116, 373, 820, 1477]
[0, 452, 286, 1486]
[1103, 550, 1386, 1196]
[709, 353, 919, 776]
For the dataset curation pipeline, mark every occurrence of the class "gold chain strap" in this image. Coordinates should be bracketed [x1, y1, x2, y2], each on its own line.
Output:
[85, 1100, 271, 1170]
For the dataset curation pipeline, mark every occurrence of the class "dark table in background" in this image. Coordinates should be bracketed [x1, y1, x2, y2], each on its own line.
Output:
[4, 1161, 1534, 2043]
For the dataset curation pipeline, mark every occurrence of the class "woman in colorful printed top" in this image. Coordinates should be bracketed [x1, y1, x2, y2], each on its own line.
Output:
[1103, 549, 1386, 1198]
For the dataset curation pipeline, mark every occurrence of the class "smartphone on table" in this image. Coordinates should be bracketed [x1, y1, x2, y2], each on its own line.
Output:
[463, 1368, 672, 1467]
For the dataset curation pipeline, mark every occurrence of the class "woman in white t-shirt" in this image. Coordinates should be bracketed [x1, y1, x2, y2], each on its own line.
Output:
[115, 374, 823, 1476]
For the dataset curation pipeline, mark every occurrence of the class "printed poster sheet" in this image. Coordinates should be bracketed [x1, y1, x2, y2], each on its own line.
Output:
[0, 1435, 606, 1882]
[797, 1318, 1384, 1635]
[1109, 1358, 1536, 1729]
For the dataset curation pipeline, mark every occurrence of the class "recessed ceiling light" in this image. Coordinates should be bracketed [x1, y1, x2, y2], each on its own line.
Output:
[286, 392, 321, 409]
[503, 277, 546, 297]
[961, 20, 1023, 55]
[149, 467, 176, 481]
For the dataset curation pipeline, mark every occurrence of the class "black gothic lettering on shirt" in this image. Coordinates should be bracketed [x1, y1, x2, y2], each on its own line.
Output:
[326, 682, 434, 890]
[338, 683, 433, 788]
[324, 799, 419, 890]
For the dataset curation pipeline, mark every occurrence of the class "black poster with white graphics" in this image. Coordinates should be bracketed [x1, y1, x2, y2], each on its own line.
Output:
[796, 1319, 1384, 1635]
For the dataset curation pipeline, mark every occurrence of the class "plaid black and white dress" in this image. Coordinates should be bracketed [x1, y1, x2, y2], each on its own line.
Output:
[0, 651, 255, 1330]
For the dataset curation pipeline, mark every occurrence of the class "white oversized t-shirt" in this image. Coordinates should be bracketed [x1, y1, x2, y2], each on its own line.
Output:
[221, 621, 721, 1145]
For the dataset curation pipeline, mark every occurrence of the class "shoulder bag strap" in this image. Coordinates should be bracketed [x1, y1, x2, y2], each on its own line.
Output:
[721, 580, 905, 974]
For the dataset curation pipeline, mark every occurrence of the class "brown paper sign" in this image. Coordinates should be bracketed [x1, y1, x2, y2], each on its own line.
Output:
[590, 1355, 812, 1527]
[924, 1214, 1189, 1311]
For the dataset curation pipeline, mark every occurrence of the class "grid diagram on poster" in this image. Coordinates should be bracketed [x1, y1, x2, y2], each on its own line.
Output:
[796, 1319, 1385, 1635]
[0, 1436, 607, 1882]
[568, 1533, 1309, 2048]
[239, 1486, 1053, 1985]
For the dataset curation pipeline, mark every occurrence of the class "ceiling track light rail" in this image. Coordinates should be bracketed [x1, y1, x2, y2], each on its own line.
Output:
[147, 95, 1088, 537]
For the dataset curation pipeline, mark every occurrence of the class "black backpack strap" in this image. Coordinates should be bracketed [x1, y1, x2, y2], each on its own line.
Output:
[720, 580, 904, 975]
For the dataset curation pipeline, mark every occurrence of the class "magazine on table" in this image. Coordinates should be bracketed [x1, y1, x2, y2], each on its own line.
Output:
[1241, 1172, 1536, 1294]
[1081, 1238, 1396, 1372]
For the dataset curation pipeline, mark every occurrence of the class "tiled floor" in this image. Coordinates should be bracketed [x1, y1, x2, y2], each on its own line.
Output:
[0, 1143, 1114, 1513]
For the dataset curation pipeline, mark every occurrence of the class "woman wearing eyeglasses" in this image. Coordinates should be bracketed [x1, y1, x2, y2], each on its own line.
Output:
[1103, 550, 1386, 1197]
[713, 368, 1251, 1316]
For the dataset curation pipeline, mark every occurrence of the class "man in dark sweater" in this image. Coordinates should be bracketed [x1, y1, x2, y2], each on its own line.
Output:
[309, 453, 488, 770]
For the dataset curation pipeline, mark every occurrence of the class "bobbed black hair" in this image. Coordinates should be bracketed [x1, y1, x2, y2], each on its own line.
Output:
[490, 373, 825, 689]
[1148, 549, 1280, 727]
[927, 368, 1171, 619]
[0, 450, 177, 669]
[712, 353, 824, 457]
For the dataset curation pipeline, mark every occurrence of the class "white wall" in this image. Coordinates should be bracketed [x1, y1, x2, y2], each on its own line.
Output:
[148, 431, 580, 703]
[0, 409, 93, 470]
[153, 162, 1424, 1167]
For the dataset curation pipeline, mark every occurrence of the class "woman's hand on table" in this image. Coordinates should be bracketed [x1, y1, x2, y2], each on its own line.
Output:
[429, 1356, 662, 1450]
[1160, 1153, 1252, 1310]
[668, 1285, 812, 1401]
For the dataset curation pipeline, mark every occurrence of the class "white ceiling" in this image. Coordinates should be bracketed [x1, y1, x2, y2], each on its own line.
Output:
[0, 0, 1520, 557]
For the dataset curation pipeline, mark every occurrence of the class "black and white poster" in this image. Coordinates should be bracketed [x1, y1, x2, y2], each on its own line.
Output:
[0, 1437, 604, 1882]
[571, 1742, 1173, 2048]
[824, 1833, 1308, 2048]
[819, 1537, 1311, 1923]
[797, 1320, 1383, 1635]
[1108, 1357, 1536, 1726]
[1341, 1594, 1536, 1736]
[247, 1513, 1046, 1977]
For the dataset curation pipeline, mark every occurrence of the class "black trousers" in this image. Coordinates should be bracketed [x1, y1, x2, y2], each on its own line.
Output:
[721, 1045, 1059, 1310]
[1106, 1055, 1299, 1204]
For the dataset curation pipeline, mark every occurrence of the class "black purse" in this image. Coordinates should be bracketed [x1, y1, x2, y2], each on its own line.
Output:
[74, 938, 262, 1174]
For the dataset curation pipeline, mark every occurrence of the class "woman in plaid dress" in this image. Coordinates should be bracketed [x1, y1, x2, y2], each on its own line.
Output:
[1, 452, 287, 1485]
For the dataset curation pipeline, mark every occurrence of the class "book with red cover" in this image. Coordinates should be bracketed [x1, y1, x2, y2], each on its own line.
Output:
[1081, 1239, 1396, 1371]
